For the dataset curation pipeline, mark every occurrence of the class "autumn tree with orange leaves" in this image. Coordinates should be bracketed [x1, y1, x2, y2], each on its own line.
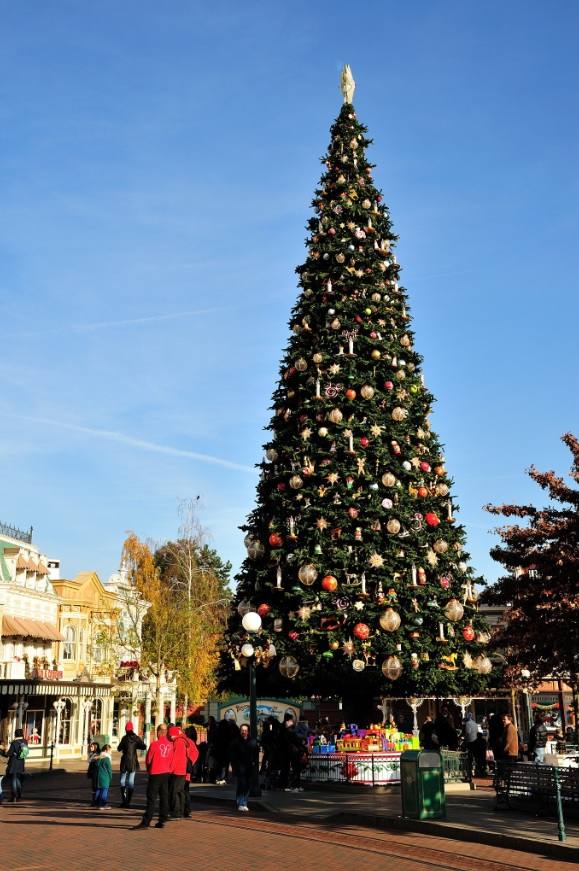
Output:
[119, 504, 231, 727]
[482, 433, 579, 731]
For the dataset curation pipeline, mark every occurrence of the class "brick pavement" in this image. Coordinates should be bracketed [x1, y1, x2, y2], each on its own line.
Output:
[1, 796, 576, 871]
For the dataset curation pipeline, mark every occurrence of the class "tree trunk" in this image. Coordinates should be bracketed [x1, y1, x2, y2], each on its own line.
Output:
[155, 674, 163, 729]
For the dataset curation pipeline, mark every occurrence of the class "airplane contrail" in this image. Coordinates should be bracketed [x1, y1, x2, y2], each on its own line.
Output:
[2, 411, 254, 473]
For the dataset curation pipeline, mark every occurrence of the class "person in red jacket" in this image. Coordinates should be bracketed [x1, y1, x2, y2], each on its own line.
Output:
[168, 725, 199, 819]
[134, 724, 173, 829]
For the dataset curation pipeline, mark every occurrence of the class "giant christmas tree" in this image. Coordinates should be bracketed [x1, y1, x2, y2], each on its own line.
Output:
[222, 68, 491, 702]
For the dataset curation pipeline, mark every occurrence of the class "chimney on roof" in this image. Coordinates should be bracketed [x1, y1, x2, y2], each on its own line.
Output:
[47, 559, 60, 581]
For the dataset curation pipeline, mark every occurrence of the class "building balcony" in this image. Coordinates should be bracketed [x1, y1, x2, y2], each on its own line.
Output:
[0, 660, 26, 679]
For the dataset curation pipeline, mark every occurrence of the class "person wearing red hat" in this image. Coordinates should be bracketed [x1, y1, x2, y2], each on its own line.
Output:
[133, 724, 173, 829]
[117, 721, 146, 808]
[168, 725, 199, 819]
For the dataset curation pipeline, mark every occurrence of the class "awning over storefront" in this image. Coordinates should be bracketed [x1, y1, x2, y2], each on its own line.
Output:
[0, 680, 112, 697]
[2, 615, 63, 642]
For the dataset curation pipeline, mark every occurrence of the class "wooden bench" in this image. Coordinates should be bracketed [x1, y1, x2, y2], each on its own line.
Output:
[494, 761, 579, 814]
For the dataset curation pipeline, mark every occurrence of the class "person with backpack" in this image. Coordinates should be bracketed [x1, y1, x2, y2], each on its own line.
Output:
[86, 741, 101, 806]
[5, 728, 29, 802]
[95, 745, 113, 809]
[117, 721, 146, 807]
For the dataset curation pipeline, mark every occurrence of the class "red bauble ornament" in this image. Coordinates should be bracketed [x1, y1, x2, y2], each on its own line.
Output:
[384, 381, 394, 390]
[439, 576, 451, 590]
[462, 624, 475, 642]
[360, 436, 369, 448]
[257, 603, 271, 618]
[353, 622, 370, 640]
[328, 227, 336, 236]
[355, 315, 364, 323]
[287, 367, 297, 378]
[425, 512, 440, 527]
[321, 575, 338, 592]
[419, 461, 431, 472]
[417, 487, 429, 498]
[277, 483, 286, 492]
[288, 630, 299, 641]
[345, 389, 357, 400]
[347, 507, 359, 519]
[268, 532, 283, 547]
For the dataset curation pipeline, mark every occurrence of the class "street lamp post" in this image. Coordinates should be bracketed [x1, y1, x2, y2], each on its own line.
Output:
[241, 611, 262, 798]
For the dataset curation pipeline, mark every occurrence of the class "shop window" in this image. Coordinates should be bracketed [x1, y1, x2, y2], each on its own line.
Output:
[89, 698, 103, 737]
[58, 699, 73, 745]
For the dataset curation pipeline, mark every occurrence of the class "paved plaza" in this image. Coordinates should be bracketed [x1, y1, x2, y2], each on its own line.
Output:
[1, 769, 576, 870]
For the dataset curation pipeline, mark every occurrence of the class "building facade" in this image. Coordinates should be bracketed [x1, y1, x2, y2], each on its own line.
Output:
[0, 523, 177, 760]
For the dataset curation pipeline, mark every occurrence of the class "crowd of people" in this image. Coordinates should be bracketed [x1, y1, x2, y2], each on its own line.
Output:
[418, 707, 566, 777]
[0, 706, 572, 815]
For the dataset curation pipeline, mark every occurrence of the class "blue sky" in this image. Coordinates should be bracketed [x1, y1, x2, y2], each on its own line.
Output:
[1, 1, 578, 585]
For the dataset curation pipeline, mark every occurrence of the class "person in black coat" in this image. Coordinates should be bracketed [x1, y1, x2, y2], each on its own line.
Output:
[419, 716, 440, 751]
[229, 724, 258, 812]
[117, 722, 146, 807]
[434, 708, 459, 750]
[5, 728, 28, 801]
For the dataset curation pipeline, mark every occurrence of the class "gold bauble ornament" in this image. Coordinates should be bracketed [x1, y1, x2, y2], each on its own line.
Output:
[370, 349, 381, 360]
[246, 539, 265, 560]
[360, 385, 375, 399]
[266, 448, 278, 462]
[279, 656, 300, 679]
[391, 407, 407, 421]
[371, 293, 381, 302]
[298, 564, 318, 586]
[395, 369, 406, 380]
[400, 334, 411, 348]
[295, 358, 308, 372]
[379, 608, 401, 632]
[435, 483, 449, 497]
[312, 352, 323, 364]
[329, 640, 340, 651]
[382, 655, 403, 680]
[381, 472, 396, 487]
[289, 475, 303, 489]
[336, 253, 346, 264]
[386, 518, 401, 534]
[318, 426, 329, 437]
[362, 198, 372, 209]
[444, 598, 464, 622]
[328, 408, 343, 424]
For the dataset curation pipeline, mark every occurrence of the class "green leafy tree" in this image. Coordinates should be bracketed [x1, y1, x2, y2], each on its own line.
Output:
[221, 70, 491, 703]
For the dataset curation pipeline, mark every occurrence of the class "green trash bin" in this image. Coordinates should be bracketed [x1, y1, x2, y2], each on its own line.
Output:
[400, 749, 446, 820]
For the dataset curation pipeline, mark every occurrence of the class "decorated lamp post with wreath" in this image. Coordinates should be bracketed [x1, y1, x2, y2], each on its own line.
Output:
[221, 67, 491, 714]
